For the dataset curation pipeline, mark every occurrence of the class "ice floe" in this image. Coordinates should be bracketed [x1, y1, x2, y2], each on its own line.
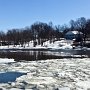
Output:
[0, 58, 90, 89]
[0, 58, 15, 64]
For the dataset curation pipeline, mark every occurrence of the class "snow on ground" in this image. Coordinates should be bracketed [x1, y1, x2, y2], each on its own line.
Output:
[0, 58, 90, 90]
[43, 40, 73, 50]
[0, 40, 73, 50]
[0, 40, 90, 51]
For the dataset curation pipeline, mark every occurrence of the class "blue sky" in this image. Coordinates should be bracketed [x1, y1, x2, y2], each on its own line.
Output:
[0, 0, 90, 31]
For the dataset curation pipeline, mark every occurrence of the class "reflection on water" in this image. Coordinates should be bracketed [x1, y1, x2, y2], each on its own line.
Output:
[0, 51, 63, 61]
[0, 50, 89, 61]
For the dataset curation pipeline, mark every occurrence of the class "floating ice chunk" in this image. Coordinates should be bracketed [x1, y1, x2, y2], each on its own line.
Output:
[16, 76, 56, 85]
[10, 88, 23, 90]
[76, 81, 90, 90]
[58, 87, 70, 90]
[0, 58, 15, 63]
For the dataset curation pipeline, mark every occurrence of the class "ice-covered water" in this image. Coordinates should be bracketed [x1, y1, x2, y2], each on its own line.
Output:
[0, 58, 90, 90]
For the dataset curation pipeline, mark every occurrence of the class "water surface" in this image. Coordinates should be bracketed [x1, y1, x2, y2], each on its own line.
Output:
[0, 49, 89, 61]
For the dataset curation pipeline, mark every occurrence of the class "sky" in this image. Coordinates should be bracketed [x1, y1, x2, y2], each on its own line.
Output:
[0, 0, 90, 31]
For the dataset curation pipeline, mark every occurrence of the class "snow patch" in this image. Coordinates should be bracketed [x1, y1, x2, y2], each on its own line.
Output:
[0, 58, 15, 63]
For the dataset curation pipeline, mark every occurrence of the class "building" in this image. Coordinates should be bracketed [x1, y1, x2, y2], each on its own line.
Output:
[65, 31, 83, 41]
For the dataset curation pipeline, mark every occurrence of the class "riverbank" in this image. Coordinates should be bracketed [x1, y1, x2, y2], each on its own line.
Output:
[0, 40, 73, 50]
[0, 58, 90, 90]
[0, 40, 90, 52]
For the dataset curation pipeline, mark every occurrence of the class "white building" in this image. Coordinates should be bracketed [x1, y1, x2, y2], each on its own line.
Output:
[65, 31, 83, 41]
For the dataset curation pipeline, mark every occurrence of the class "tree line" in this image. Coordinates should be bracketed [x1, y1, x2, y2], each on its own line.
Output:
[0, 17, 90, 46]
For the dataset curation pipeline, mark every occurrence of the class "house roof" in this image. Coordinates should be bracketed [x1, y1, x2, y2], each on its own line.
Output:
[66, 31, 83, 35]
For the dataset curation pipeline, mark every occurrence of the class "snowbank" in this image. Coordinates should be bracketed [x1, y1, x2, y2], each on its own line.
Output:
[0, 40, 89, 51]
[0, 40, 73, 50]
